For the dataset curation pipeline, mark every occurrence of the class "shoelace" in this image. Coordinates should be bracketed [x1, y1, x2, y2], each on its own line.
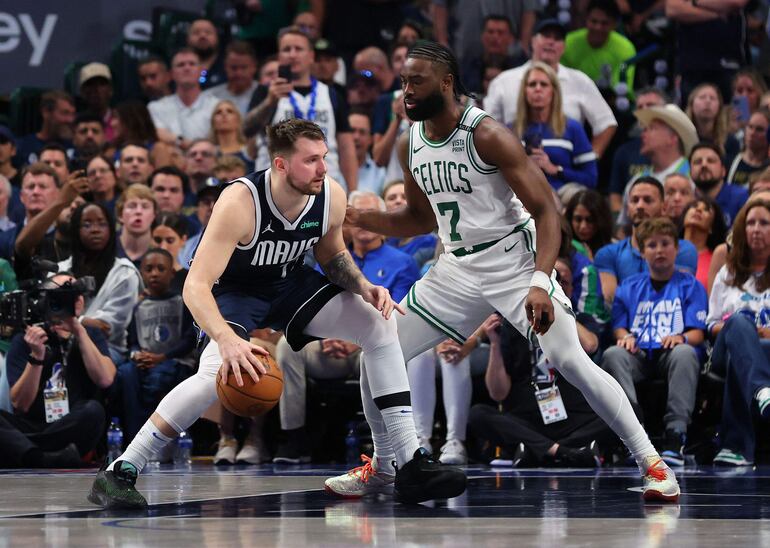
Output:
[347, 454, 377, 483]
[645, 458, 668, 481]
[113, 463, 138, 486]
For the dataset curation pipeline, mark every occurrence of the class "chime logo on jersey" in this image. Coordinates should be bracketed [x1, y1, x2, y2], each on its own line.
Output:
[411, 160, 473, 196]
[251, 237, 320, 266]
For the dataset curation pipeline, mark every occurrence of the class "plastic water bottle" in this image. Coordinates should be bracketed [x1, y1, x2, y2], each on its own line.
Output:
[345, 423, 359, 464]
[106, 418, 123, 463]
[174, 430, 193, 465]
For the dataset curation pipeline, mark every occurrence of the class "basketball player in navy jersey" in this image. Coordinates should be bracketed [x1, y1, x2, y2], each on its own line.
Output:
[336, 41, 680, 501]
[88, 118, 466, 508]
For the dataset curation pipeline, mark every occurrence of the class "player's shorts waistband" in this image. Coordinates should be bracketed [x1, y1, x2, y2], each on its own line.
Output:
[449, 217, 531, 258]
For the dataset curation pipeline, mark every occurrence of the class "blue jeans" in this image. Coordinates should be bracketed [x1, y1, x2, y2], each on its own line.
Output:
[711, 314, 770, 458]
[115, 360, 190, 441]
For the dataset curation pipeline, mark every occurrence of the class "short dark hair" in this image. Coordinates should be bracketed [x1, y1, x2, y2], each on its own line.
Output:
[630, 175, 664, 199]
[689, 141, 725, 167]
[21, 161, 60, 187]
[171, 47, 200, 63]
[138, 55, 168, 70]
[635, 86, 669, 103]
[40, 142, 68, 158]
[277, 25, 313, 49]
[266, 119, 326, 159]
[149, 165, 189, 194]
[142, 247, 174, 265]
[587, 0, 621, 19]
[483, 14, 513, 34]
[225, 40, 257, 61]
[636, 217, 679, 250]
[75, 111, 104, 127]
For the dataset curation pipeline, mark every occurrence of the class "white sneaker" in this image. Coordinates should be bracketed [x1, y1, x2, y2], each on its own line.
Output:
[236, 438, 269, 464]
[439, 439, 467, 465]
[324, 455, 396, 499]
[642, 458, 680, 502]
[214, 438, 237, 465]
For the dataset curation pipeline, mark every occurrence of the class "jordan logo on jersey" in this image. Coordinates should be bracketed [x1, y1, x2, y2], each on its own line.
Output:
[251, 237, 320, 266]
[262, 220, 275, 234]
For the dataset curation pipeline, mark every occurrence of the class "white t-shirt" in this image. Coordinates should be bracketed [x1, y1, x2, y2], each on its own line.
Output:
[708, 265, 770, 330]
[148, 93, 220, 141]
[485, 61, 617, 134]
[202, 81, 260, 115]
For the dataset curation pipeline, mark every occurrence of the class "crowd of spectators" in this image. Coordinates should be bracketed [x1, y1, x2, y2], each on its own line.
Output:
[0, 0, 769, 470]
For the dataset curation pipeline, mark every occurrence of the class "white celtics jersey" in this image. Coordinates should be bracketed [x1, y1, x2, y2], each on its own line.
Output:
[255, 79, 342, 183]
[408, 105, 527, 253]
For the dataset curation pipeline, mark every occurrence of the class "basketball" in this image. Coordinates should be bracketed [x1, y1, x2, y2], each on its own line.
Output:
[215, 351, 283, 417]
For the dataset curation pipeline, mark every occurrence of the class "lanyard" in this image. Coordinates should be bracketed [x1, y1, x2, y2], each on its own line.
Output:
[288, 78, 318, 121]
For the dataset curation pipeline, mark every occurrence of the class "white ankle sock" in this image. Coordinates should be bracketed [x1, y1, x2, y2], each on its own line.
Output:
[109, 419, 173, 473]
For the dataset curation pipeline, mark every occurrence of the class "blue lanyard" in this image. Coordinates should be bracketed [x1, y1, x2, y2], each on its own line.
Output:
[288, 78, 318, 121]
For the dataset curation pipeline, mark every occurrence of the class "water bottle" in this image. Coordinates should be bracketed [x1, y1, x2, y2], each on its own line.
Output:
[345, 423, 359, 465]
[106, 417, 123, 464]
[174, 430, 193, 465]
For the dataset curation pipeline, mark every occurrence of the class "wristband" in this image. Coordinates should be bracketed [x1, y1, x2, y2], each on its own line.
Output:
[530, 270, 551, 292]
[28, 355, 45, 366]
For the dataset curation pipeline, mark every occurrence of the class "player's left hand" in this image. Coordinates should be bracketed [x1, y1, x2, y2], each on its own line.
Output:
[362, 283, 405, 320]
[526, 287, 554, 335]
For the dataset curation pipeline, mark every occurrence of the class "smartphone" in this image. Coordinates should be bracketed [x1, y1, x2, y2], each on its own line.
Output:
[69, 157, 88, 173]
[524, 132, 542, 154]
[278, 64, 293, 82]
[732, 95, 750, 124]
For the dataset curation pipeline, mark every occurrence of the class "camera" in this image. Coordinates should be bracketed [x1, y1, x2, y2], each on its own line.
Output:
[0, 258, 95, 335]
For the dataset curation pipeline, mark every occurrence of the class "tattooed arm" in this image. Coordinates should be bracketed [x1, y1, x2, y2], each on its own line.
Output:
[314, 179, 404, 319]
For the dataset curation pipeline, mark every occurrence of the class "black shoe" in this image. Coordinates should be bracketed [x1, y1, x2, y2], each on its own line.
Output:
[272, 428, 311, 464]
[551, 441, 602, 468]
[87, 460, 148, 509]
[394, 447, 467, 504]
[660, 430, 685, 467]
[40, 443, 82, 468]
[512, 443, 532, 468]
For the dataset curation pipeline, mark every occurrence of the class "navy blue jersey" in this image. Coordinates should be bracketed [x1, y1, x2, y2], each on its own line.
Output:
[196, 169, 332, 297]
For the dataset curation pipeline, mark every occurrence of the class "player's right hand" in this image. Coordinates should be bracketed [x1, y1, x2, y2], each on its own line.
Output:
[218, 332, 269, 387]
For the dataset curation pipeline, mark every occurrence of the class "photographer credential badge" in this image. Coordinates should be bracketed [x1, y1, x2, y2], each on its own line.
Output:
[44, 363, 69, 423]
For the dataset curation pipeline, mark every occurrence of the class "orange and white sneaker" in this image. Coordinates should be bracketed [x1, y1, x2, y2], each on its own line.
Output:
[324, 455, 395, 499]
[642, 458, 680, 502]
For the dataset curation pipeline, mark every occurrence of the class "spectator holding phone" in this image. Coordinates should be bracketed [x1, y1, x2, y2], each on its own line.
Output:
[514, 62, 598, 192]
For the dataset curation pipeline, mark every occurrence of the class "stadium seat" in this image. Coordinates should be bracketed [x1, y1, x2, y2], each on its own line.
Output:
[8, 87, 48, 136]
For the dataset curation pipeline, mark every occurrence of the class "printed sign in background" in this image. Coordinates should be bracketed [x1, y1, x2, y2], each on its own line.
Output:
[0, 0, 204, 94]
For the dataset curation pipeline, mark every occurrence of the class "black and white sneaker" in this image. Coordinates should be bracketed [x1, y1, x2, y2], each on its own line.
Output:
[394, 448, 467, 503]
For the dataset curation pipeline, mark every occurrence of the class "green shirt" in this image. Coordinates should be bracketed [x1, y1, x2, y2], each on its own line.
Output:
[0, 258, 17, 354]
[562, 29, 636, 95]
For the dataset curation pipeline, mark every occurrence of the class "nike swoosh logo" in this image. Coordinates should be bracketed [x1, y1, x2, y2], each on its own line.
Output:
[504, 241, 520, 252]
[152, 432, 164, 441]
[399, 410, 412, 414]
[412, 145, 425, 154]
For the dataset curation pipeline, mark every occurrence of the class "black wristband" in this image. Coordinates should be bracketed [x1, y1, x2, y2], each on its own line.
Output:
[28, 355, 45, 366]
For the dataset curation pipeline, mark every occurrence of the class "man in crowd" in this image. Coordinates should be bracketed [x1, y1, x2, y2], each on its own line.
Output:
[187, 18, 225, 89]
[689, 143, 749, 227]
[78, 63, 115, 142]
[71, 113, 105, 166]
[461, 15, 526, 95]
[137, 56, 172, 102]
[16, 91, 75, 166]
[117, 144, 154, 188]
[184, 140, 217, 198]
[203, 41, 260, 115]
[662, 173, 695, 226]
[349, 110, 386, 195]
[39, 144, 70, 186]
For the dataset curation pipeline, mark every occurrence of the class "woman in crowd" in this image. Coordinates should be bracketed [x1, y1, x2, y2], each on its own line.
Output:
[514, 61, 597, 191]
[86, 155, 120, 216]
[726, 109, 770, 188]
[111, 100, 159, 150]
[564, 189, 613, 261]
[681, 196, 727, 291]
[59, 202, 142, 363]
[151, 212, 189, 295]
[209, 100, 252, 164]
[117, 183, 157, 269]
[707, 199, 770, 466]
[685, 83, 740, 162]
[382, 180, 438, 270]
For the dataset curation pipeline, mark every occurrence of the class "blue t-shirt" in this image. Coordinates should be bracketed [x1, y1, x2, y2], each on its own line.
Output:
[385, 233, 438, 270]
[594, 237, 698, 283]
[317, 243, 420, 303]
[609, 137, 651, 195]
[715, 182, 749, 228]
[611, 270, 708, 352]
[522, 119, 598, 190]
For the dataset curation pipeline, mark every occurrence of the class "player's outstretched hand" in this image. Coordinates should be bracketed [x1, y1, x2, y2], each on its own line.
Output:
[218, 331, 269, 387]
[525, 287, 554, 335]
[362, 283, 405, 320]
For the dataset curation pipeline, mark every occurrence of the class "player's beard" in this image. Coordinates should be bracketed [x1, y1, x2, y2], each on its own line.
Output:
[406, 89, 446, 121]
[286, 171, 324, 196]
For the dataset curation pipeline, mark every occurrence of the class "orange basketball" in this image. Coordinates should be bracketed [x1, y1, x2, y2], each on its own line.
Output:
[216, 351, 283, 417]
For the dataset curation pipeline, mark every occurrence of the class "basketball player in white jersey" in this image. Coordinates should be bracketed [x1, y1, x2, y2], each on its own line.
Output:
[328, 41, 680, 502]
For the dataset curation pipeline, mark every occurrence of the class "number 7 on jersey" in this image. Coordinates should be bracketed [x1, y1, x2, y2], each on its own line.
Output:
[437, 201, 462, 242]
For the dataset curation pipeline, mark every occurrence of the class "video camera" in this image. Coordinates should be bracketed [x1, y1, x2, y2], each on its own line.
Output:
[0, 257, 95, 335]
